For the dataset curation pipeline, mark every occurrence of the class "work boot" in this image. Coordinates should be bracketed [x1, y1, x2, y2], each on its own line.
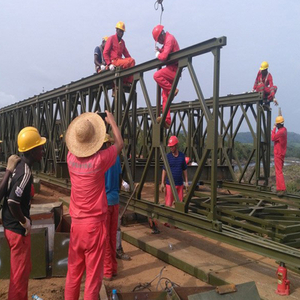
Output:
[116, 248, 131, 261]
[277, 190, 287, 197]
[103, 276, 112, 281]
[156, 116, 170, 129]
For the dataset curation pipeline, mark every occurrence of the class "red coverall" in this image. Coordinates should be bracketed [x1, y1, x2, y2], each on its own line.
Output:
[271, 126, 287, 191]
[65, 146, 117, 300]
[103, 34, 135, 84]
[253, 71, 277, 101]
[153, 32, 180, 125]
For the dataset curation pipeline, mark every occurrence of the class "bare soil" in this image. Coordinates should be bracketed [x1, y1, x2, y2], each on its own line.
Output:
[0, 184, 209, 300]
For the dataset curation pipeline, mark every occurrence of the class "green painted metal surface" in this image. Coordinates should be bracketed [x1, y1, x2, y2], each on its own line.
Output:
[1, 35, 300, 273]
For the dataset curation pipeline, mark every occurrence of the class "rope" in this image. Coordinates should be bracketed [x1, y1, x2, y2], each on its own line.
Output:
[154, 0, 164, 24]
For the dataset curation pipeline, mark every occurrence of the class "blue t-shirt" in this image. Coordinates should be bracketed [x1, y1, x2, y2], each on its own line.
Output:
[105, 156, 122, 206]
[94, 46, 103, 64]
[163, 151, 187, 186]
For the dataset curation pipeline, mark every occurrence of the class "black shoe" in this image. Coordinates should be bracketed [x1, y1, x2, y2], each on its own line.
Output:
[116, 248, 131, 260]
[277, 190, 287, 197]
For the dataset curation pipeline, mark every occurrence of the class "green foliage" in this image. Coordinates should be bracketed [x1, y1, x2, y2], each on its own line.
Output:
[286, 178, 300, 195]
[285, 145, 300, 159]
[177, 132, 187, 152]
[234, 142, 253, 161]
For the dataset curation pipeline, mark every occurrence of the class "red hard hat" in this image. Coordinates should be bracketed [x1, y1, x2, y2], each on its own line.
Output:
[168, 136, 179, 147]
[185, 157, 190, 165]
[152, 25, 164, 42]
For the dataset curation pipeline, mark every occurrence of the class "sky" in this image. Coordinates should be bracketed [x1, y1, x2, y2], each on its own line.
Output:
[1, 0, 300, 132]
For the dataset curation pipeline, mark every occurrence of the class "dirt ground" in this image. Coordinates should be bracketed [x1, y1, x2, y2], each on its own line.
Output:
[0, 183, 209, 300]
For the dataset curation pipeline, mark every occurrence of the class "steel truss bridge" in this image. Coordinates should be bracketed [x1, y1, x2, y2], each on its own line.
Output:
[1, 36, 300, 272]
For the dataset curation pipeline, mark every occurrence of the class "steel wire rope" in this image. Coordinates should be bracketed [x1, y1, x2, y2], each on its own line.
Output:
[154, 0, 164, 24]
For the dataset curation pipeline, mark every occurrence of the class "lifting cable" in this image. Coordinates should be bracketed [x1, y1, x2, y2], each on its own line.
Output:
[154, 0, 164, 24]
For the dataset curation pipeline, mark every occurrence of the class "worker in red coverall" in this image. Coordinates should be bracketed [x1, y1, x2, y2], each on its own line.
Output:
[103, 21, 135, 85]
[271, 115, 287, 197]
[152, 25, 180, 129]
[160, 136, 188, 207]
[64, 111, 123, 300]
[253, 61, 278, 106]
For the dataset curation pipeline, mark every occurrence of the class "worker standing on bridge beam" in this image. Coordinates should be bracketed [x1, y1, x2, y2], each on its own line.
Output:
[64, 111, 123, 300]
[2, 127, 46, 300]
[94, 36, 108, 73]
[152, 24, 180, 129]
[253, 61, 278, 106]
[272, 115, 287, 197]
[103, 21, 135, 85]
[160, 136, 188, 209]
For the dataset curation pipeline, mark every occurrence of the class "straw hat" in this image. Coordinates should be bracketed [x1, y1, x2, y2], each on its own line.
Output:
[66, 112, 106, 157]
[104, 133, 115, 143]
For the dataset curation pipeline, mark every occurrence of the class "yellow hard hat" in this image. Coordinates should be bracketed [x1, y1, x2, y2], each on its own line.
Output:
[116, 21, 125, 32]
[275, 116, 284, 124]
[18, 126, 46, 152]
[102, 36, 108, 41]
[260, 61, 269, 70]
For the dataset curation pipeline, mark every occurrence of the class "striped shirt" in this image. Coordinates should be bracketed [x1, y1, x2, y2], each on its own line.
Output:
[2, 159, 32, 236]
[163, 151, 187, 186]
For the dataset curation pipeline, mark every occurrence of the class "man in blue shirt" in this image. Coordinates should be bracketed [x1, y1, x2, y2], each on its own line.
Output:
[160, 136, 188, 207]
[103, 134, 130, 281]
[94, 36, 108, 73]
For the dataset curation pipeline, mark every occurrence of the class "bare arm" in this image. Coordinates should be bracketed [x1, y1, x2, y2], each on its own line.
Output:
[183, 169, 188, 185]
[105, 110, 124, 154]
[161, 169, 166, 184]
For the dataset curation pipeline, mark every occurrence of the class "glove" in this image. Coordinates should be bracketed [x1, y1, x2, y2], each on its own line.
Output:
[19, 216, 31, 236]
[6, 154, 20, 173]
[100, 65, 106, 71]
[122, 180, 130, 192]
[155, 51, 160, 58]
[184, 182, 189, 192]
[109, 64, 115, 71]
[273, 98, 278, 106]
[160, 183, 165, 193]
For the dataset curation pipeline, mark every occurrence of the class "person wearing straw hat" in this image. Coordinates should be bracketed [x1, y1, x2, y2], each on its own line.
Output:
[64, 111, 123, 300]
[94, 36, 108, 73]
[2, 127, 46, 300]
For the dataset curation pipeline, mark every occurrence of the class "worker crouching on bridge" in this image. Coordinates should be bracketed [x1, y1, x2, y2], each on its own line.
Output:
[64, 111, 123, 299]
[253, 61, 278, 106]
[160, 136, 188, 210]
[153, 24, 180, 129]
[94, 36, 108, 73]
[2, 127, 46, 300]
[103, 21, 135, 86]
[272, 116, 287, 197]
